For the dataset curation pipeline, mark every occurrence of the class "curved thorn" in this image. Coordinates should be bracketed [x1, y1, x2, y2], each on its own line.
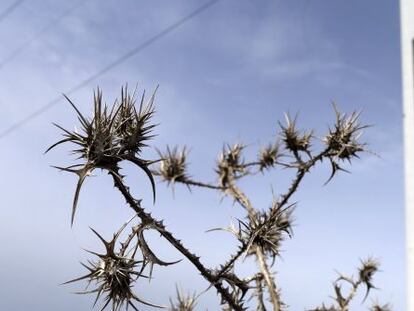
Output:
[133, 294, 165, 309]
[45, 137, 74, 154]
[52, 122, 74, 136]
[61, 272, 94, 285]
[89, 227, 109, 247]
[71, 171, 88, 226]
[138, 230, 181, 267]
[127, 156, 156, 203]
[100, 297, 111, 311]
[62, 94, 89, 129]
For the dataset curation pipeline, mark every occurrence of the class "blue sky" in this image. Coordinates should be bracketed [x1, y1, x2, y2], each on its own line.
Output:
[0, 0, 404, 310]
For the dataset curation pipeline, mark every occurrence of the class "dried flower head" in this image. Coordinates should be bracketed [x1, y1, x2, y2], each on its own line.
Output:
[216, 143, 246, 188]
[312, 257, 386, 311]
[258, 142, 282, 171]
[324, 104, 368, 161]
[47, 85, 157, 225]
[154, 145, 189, 185]
[169, 286, 197, 311]
[279, 113, 312, 154]
[64, 228, 162, 311]
[322, 105, 370, 184]
[244, 205, 294, 258]
[216, 203, 294, 260]
[358, 257, 379, 301]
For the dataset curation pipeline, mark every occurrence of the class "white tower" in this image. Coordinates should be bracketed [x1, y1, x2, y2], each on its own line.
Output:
[400, 0, 414, 310]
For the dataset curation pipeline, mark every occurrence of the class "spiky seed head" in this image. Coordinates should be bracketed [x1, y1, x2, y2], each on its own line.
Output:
[249, 216, 289, 258]
[216, 143, 246, 188]
[359, 257, 379, 284]
[324, 105, 368, 161]
[47, 85, 158, 225]
[68, 89, 120, 167]
[95, 256, 137, 307]
[242, 204, 294, 258]
[358, 257, 379, 300]
[114, 85, 157, 155]
[169, 287, 197, 311]
[279, 113, 312, 153]
[258, 142, 282, 171]
[270, 202, 295, 238]
[154, 146, 189, 185]
[64, 228, 162, 311]
[222, 143, 244, 168]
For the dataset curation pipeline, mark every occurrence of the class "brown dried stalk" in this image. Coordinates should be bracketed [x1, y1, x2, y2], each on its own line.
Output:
[309, 258, 383, 311]
[109, 170, 244, 310]
[226, 179, 283, 310]
[48, 86, 244, 310]
[49, 84, 388, 310]
[153, 104, 381, 310]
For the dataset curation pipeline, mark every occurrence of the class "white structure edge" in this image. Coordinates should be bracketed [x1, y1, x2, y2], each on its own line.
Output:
[400, 0, 414, 310]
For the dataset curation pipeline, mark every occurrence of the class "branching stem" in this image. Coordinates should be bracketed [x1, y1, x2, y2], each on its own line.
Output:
[109, 171, 244, 311]
[184, 178, 225, 190]
[229, 183, 282, 311]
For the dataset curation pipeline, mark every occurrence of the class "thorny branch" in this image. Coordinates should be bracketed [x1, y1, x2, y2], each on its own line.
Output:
[308, 258, 385, 311]
[48, 85, 390, 310]
[109, 170, 244, 310]
[152, 104, 382, 310]
[227, 182, 283, 311]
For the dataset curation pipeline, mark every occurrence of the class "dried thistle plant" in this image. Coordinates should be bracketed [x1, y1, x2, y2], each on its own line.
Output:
[63, 226, 162, 311]
[46, 86, 157, 225]
[279, 113, 312, 157]
[216, 143, 247, 188]
[309, 258, 383, 311]
[169, 287, 197, 311]
[324, 104, 368, 161]
[258, 142, 283, 171]
[214, 203, 293, 261]
[48, 85, 390, 311]
[358, 258, 380, 300]
[153, 145, 190, 187]
[323, 103, 370, 184]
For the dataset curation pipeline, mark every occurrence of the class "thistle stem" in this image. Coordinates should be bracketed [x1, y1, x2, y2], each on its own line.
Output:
[109, 171, 244, 311]
[229, 183, 282, 311]
[183, 179, 225, 190]
[271, 148, 330, 218]
[216, 244, 249, 276]
[256, 276, 267, 311]
[334, 276, 362, 310]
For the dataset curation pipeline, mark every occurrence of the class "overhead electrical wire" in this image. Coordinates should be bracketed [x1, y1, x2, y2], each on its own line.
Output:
[0, 0, 220, 140]
[0, 0, 91, 69]
[0, 0, 24, 24]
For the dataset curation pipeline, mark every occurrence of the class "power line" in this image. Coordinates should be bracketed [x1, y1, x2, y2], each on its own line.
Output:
[0, 0, 220, 140]
[0, 0, 24, 24]
[0, 0, 91, 70]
